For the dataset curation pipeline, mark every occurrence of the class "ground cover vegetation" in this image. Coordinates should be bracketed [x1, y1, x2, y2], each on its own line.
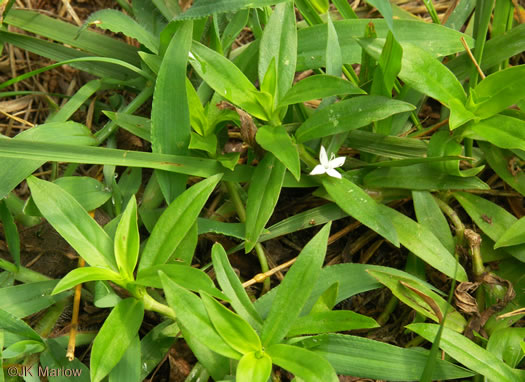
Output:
[0, 0, 524, 380]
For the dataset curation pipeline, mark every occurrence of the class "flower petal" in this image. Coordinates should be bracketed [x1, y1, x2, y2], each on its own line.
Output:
[310, 165, 327, 176]
[328, 156, 346, 169]
[326, 168, 342, 179]
[319, 145, 328, 165]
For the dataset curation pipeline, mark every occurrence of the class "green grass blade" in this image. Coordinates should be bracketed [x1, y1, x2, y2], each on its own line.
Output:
[3, 9, 139, 65]
[152, 21, 193, 202]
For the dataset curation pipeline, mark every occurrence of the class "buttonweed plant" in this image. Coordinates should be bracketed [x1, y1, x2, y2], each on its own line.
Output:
[0, 0, 524, 381]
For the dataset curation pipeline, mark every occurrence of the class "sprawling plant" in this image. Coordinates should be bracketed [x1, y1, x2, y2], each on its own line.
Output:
[0, 0, 525, 381]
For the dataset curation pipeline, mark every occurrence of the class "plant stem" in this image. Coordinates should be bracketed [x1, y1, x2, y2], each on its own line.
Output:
[143, 292, 176, 320]
[377, 295, 398, 325]
[434, 196, 465, 244]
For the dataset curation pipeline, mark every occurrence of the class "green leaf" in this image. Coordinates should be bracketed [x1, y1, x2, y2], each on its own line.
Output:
[266, 343, 338, 382]
[3, 9, 140, 64]
[136, 264, 227, 300]
[0, 200, 20, 268]
[159, 272, 241, 359]
[90, 298, 144, 382]
[178, 0, 288, 19]
[152, 21, 193, 202]
[2, 340, 45, 359]
[479, 142, 525, 196]
[0, 121, 96, 200]
[412, 191, 455, 254]
[256, 126, 301, 181]
[52, 267, 122, 295]
[287, 310, 379, 337]
[47, 79, 102, 123]
[359, 40, 472, 129]
[454, 191, 525, 261]
[0, 307, 43, 347]
[297, 19, 472, 71]
[279, 74, 365, 106]
[0, 139, 252, 182]
[298, 334, 474, 380]
[495, 216, 525, 248]
[470, 114, 525, 151]
[381, 206, 468, 281]
[261, 223, 330, 346]
[211, 243, 263, 330]
[469, 65, 525, 119]
[322, 177, 399, 246]
[237, 351, 272, 382]
[189, 41, 269, 120]
[138, 174, 222, 271]
[186, 79, 208, 136]
[259, 1, 297, 105]
[27, 176, 116, 270]
[103, 111, 151, 141]
[310, 282, 339, 313]
[486, 327, 525, 368]
[85, 9, 158, 53]
[109, 334, 141, 382]
[40, 339, 90, 382]
[0, 280, 70, 318]
[201, 292, 261, 354]
[114, 196, 139, 279]
[189, 132, 217, 155]
[363, 164, 489, 190]
[295, 95, 414, 142]
[139, 321, 176, 381]
[406, 323, 521, 382]
[368, 269, 466, 332]
[245, 153, 286, 252]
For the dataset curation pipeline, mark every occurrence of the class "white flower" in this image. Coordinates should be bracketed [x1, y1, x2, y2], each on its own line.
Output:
[309, 146, 346, 179]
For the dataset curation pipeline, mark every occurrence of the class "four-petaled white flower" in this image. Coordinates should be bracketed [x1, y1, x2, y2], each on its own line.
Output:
[309, 146, 345, 179]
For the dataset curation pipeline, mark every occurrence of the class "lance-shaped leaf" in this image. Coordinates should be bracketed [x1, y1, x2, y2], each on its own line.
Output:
[152, 21, 192, 202]
[470, 114, 525, 151]
[245, 153, 286, 252]
[279, 74, 365, 106]
[27, 176, 116, 271]
[85, 9, 158, 54]
[201, 292, 261, 355]
[266, 343, 338, 382]
[0, 121, 97, 200]
[138, 174, 221, 271]
[298, 334, 474, 380]
[407, 323, 522, 382]
[114, 196, 139, 279]
[469, 65, 525, 119]
[495, 217, 525, 248]
[189, 41, 269, 120]
[295, 95, 414, 142]
[136, 264, 227, 300]
[53, 267, 122, 295]
[159, 272, 241, 359]
[256, 126, 301, 181]
[211, 243, 263, 330]
[287, 310, 379, 337]
[261, 223, 331, 346]
[381, 205, 468, 281]
[0, 307, 43, 347]
[322, 177, 399, 246]
[90, 298, 144, 382]
[259, 1, 297, 105]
